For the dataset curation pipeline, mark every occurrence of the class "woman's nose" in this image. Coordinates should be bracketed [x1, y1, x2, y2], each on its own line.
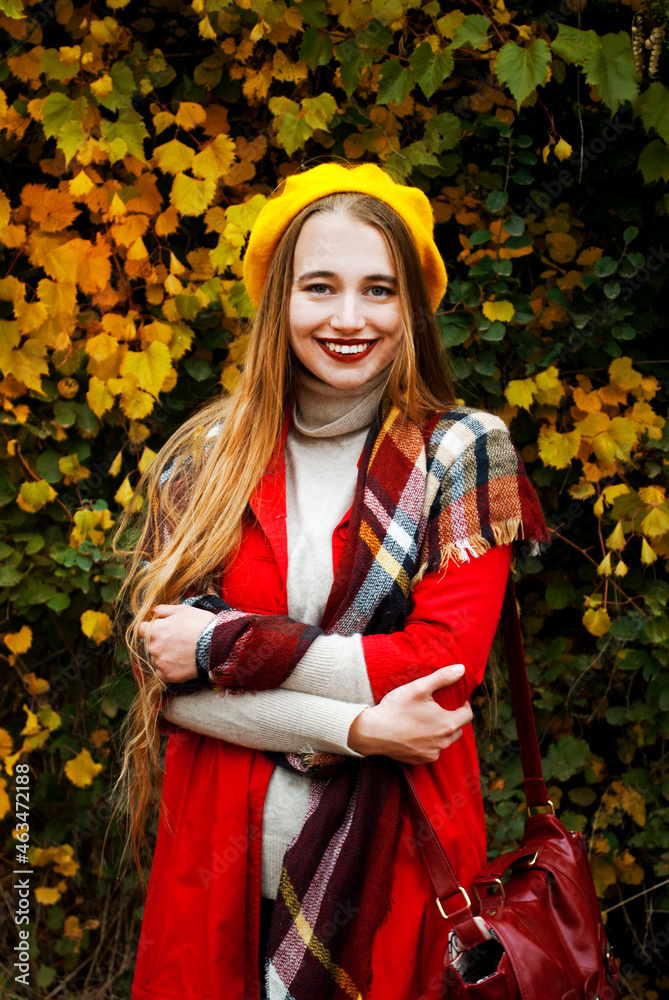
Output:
[329, 292, 366, 332]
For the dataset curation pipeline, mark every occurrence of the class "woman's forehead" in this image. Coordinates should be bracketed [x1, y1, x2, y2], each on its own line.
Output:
[292, 211, 395, 275]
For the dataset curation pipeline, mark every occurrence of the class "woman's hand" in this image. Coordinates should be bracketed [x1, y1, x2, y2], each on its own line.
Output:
[137, 604, 217, 684]
[347, 663, 472, 764]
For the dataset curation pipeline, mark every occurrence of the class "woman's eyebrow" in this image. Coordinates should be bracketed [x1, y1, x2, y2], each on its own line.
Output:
[295, 270, 397, 283]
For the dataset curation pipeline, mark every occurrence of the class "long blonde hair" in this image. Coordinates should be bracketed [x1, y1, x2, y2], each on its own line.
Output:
[112, 191, 456, 873]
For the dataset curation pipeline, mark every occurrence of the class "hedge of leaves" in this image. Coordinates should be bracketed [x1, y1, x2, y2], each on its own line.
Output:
[1, 0, 668, 995]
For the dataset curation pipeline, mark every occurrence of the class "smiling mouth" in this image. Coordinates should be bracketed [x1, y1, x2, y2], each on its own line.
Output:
[318, 339, 377, 359]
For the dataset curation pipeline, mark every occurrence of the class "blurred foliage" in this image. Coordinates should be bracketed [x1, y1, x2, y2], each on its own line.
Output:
[0, 0, 668, 995]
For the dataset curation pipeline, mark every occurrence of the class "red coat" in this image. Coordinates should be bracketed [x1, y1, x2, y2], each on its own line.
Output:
[131, 434, 512, 1000]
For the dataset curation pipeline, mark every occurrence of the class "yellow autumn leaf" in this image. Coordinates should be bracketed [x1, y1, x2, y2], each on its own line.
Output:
[36, 705, 61, 732]
[170, 173, 217, 216]
[573, 385, 602, 412]
[108, 448, 124, 477]
[53, 844, 79, 877]
[175, 101, 207, 129]
[533, 366, 563, 406]
[640, 538, 658, 565]
[17, 478, 58, 514]
[614, 558, 627, 577]
[0, 727, 14, 758]
[0, 776, 9, 821]
[35, 881, 67, 905]
[21, 705, 43, 736]
[613, 849, 644, 885]
[609, 356, 643, 391]
[153, 138, 195, 175]
[638, 485, 666, 506]
[482, 299, 514, 322]
[3, 625, 33, 654]
[91, 728, 109, 747]
[191, 133, 237, 182]
[537, 427, 581, 469]
[505, 378, 536, 410]
[221, 364, 242, 394]
[118, 386, 155, 420]
[606, 521, 626, 551]
[545, 231, 578, 263]
[583, 606, 611, 637]
[575, 411, 610, 438]
[23, 672, 49, 695]
[554, 138, 573, 161]
[59, 453, 90, 484]
[569, 481, 595, 499]
[119, 341, 173, 397]
[87, 375, 116, 418]
[139, 446, 157, 473]
[591, 416, 638, 464]
[640, 506, 669, 538]
[597, 552, 612, 577]
[115, 474, 143, 510]
[64, 747, 103, 788]
[80, 610, 113, 645]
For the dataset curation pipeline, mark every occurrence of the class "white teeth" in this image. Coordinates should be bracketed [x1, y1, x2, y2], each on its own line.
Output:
[324, 341, 371, 355]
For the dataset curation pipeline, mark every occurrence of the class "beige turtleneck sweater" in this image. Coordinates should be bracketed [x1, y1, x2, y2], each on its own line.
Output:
[162, 366, 387, 898]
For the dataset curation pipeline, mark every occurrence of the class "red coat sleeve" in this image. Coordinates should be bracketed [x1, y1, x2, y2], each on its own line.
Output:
[362, 543, 512, 711]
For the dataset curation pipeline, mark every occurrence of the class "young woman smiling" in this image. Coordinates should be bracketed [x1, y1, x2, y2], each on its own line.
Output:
[115, 162, 548, 1000]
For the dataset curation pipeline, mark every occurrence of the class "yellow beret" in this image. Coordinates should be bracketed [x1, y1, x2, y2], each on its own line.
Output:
[243, 162, 447, 311]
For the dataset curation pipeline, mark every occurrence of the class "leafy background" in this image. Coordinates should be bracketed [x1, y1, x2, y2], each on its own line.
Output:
[1, 0, 668, 996]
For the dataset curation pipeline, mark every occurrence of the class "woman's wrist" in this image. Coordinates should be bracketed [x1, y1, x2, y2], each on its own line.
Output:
[347, 706, 379, 756]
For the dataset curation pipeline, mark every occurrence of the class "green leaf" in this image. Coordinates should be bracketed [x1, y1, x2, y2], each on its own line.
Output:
[551, 24, 600, 64]
[301, 93, 337, 130]
[96, 61, 136, 112]
[36, 450, 65, 484]
[450, 15, 491, 52]
[0, 565, 23, 587]
[486, 190, 508, 212]
[496, 39, 551, 107]
[403, 141, 439, 168]
[623, 226, 639, 243]
[468, 229, 491, 246]
[503, 215, 525, 236]
[376, 59, 413, 106]
[337, 41, 364, 97]
[41, 93, 78, 139]
[638, 139, 669, 184]
[297, 0, 329, 27]
[582, 33, 639, 116]
[543, 736, 590, 782]
[300, 27, 334, 70]
[409, 43, 454, 99]
[99, 109, 149, 163]
[57, 120, 88, 166]
[638, 82, 669, 144]
[479, 321, 506, 342]
[40, 49, 79, 83]
[646, 617, 669, 644]
[545, 578, 576, 610]
[594, 256, 618, 277]
[0, 0, 24, 17]
[423, 112, 461, 153]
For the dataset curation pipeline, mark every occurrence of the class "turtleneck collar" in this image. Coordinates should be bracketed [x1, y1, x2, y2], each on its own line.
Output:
[291, 364, 390, 439]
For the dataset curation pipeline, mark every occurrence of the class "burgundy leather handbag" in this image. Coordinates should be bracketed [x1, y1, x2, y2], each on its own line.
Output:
[403, 578, 622, 1000]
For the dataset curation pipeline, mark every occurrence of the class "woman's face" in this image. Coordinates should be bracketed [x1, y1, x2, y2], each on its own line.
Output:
[288, 212, 404, 389]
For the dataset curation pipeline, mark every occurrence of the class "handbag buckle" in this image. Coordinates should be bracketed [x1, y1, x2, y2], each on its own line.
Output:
[474, 877, 505, 903]
[527, 799, 555, 817]
[436, 885, 471, 920]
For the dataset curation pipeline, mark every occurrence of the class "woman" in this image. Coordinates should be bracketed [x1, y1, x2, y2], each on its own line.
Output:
[116, 162, 549, 1000]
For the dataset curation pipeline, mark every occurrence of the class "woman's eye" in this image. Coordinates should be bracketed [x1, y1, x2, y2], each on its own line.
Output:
[369, 286, 392, 297]
[306, 283, 330, 294]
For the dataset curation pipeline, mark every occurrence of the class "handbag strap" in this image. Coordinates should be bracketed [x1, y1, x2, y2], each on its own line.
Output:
[401, 574, 550, 926]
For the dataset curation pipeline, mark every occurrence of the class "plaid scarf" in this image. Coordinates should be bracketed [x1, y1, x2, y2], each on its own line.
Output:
[185, 402, 549, 1000]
